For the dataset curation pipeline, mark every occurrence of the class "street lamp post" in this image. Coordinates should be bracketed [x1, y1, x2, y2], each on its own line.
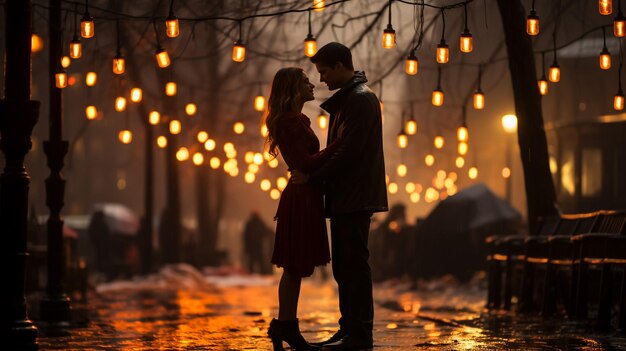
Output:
[0, 0, 40, 348]
[501, 114, 518, 205]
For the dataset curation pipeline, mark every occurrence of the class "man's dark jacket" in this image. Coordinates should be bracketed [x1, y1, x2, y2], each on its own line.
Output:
[310, 71, 388, 216]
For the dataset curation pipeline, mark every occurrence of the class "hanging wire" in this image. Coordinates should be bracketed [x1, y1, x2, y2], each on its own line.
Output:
[463, 2, 468, 32]
[440, 8, 446, 41]
[437, 66, 442, 88]
[152, 19, 161, 48]
[308, 8, 312, 35]
[116, 18, 121, 55]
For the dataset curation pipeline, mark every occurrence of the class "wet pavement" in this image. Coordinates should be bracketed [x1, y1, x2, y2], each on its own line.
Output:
[35, 265, 626, 350]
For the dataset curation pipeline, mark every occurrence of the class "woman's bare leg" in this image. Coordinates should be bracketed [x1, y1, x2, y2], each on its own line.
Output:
[278, 269, 302, 320]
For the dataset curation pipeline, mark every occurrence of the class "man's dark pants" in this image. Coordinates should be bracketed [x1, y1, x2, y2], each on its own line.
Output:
[330, 211, 373, 340]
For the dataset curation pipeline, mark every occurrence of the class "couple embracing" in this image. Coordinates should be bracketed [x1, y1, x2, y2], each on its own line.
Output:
[264, 42, 388, 350]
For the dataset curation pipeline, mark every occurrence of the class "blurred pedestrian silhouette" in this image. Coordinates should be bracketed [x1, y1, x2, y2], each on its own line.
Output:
[242, 211, 273, 274]
[371, 203, 412, 281]
[88, 210, 111, 278]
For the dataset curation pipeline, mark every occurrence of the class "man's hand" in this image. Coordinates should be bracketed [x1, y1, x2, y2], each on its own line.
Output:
[290, 170, 309, 184]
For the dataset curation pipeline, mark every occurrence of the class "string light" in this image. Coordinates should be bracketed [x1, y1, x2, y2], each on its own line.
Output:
[55, 71, 68, 88]
[318, 112, 328, 129]
[458, 142, 468, 155]
[405, 50, 418, 75]
[166, 81, 177, 96]
[397, 129, 408, 149]
[192, 153, 204, 166]
[81, 0, 94, 38]
[455, 156, 465, 168]
[232, 21, 246, 62]
[474, 65, 485, 109]
[425, 154, 435, 166]
[600, 27, 612, 69]
[468, 166, 478, 179]
[169, 119, 182, 134]
[115, 97, 127, 112]
[615, 56, 624, 110]
[254, 93, 265, 111]
[176, 147, 190, 161]
[31, 32, 44, 53]
[549, 32, 561, 82]
[432, 67, 444, 106]
[457, 122, 468, 142]
[112, 20, 125, 74]
[527, 0, 539, 35]
[166, 0, 180, 37]
[233, 122, 245, 134]
[119, 130, 132, 144]
[304, 10, 317, 57]
[382, 0, 395, 49]
[69, 4, 82, 59]
[617, 1, 626, 37]
[149, 111, 161, 125]
[85, 105, 97, 120]
[86, 71, 97, 86]
[157, 136, 168, 148]
[405, 115, 417, 135]
[313, 0, 325, 12]
[437, 9, 449, 63]
[197, 131, 209, 143]
[130, 88, 142, 103]
[185, 103, 197, 116]
[204, 139, 216, 151]
[61, 56, 71, 68]
[154, 21, 171, 68]
[459, 3, 473, 53]
[434, 135, 444, 149]
[538, 52, 549, 95]
[601, 0, 613, 15]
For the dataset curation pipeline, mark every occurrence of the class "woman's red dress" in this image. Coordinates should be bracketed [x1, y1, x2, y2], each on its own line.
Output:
[271, 112, 340, 277]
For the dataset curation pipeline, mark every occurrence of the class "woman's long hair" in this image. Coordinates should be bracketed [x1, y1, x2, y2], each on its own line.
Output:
[264, 67, 304, 158]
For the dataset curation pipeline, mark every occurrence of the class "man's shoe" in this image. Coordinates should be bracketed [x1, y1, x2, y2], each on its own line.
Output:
[323, 335, 373, 350]
[311, 329, 348, 346]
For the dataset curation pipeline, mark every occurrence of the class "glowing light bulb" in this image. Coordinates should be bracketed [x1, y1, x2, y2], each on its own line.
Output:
[157, 136, 167, 148]
[527, 11, 539, 35]
[600, 48, 612, 69]
[232, 40, 246, 62]
[233, 122, 245, 134]
[86, 72, 97, 86]
[81, 14, 94, 38]
[600, 0, 613, 15]
[55, 71, 67, 88]
[113, 56, 125, 74]
[155, 48, 171, 68]
[458, 142, 468, 156]
[460, 30, 473, 53]
[169, 119, 181, 134]
[176, 147, 189, 161]
[614, 91, 624, 110]
[166, 15, 180, 37]
[434, 136, 444, 149]
[425, 154, 435, 166]
[119, 130, 132, 144]
[185, 103, 197, 116]
[474, 90, 485, 109]
[436, 41, 449, 63]
[254, 95, 265, 111]
[85, 105, 97, 120]
[115, 97, 127, 112]
[192, 152, 204, 166]
[318, 114, 328, 129]
[457, 126, 468, 142]
[405, 118, 417, 135]
[549, 64, 560, 82]
[432, 89, 444, 106]
[149, 111, 161, 125]
[538, 77, 549, 95]
[313, 0, 325, 12]
[405, 53, 418, 75]
[304, 34, 317, 57]
[31, 33, 44, 53]
[130, 88, 142, 103]
[165, 82, 177, 96]
[69, 37, 82, 59]
[382, 24, 395, 49]
[197, 131, 209, 143]
[397, 132, 408, 149]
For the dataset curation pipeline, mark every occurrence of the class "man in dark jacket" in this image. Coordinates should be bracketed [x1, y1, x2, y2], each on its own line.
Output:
[295, 42, 388, 350]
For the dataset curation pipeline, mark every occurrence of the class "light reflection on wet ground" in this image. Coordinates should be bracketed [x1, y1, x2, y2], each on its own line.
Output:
[37, 274, 626, 350]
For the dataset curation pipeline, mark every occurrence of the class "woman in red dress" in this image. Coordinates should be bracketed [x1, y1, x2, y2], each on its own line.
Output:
[265, 67, 341, 351]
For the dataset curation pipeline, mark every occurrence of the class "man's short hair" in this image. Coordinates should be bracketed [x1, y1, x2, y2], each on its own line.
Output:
[310, 42, 354, 70]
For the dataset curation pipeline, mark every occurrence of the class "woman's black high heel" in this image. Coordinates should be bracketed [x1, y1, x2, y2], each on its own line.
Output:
[268, 318, 319, 351]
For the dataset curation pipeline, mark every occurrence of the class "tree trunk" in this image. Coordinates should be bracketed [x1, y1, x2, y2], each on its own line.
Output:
[496, 0, 559, 233]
